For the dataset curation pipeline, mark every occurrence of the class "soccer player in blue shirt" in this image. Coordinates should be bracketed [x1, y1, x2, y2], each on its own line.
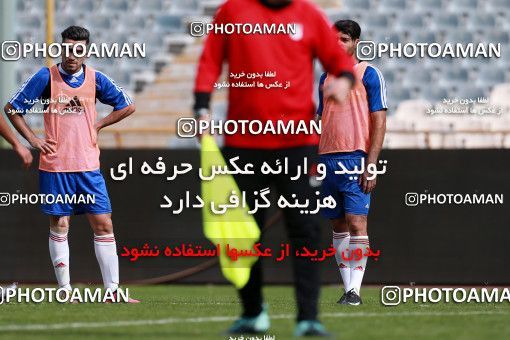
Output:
[4, 26, 136, 301]
[317, 20, 387, 305]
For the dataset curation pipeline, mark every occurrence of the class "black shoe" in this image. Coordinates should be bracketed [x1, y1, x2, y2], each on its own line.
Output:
[346, 288, 362, 306]
[225, 304, 270, 334]
[337, 291, 348, 304]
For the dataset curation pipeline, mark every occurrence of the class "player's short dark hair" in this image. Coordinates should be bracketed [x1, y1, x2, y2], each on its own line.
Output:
[333, 20, 361, 40]
[61, 26, 90, 44]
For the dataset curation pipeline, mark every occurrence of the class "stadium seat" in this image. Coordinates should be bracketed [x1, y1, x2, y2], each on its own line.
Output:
[401, 67, 433, 90]
[19, 15, 43, 30]
[449, 0, 479, 11]
[378, 0, 408, 12]
[55, 16, 78, 31]
[118, 14, 148, 32]
[72, 0, 96, 12]
[394, 13, 425, 33]
[408, 31, 439, 44]
[199, 0, 223, 16]
[16, 0, 46, 14]
[388, 86, 411, 105]
[17, 0, 28, 12]
[444, 30, 475, 44]
[327, 9, 365, 23]
[118, 57, 153, 73]
[421, 86, 450, 102]
[430, 13, 461, 31]
[137, 34, 166, 56]
[363, 14, 390, 31]
[55, 0, 68, 13]
[443, 67, 469, 83]
[476, 66, 506, 88]
[497, 46, 510, 69]
[486, 0, 510, 11]
[343, 0, 372, 10]
[373, 31, 402, 45]
[86, 15, 112, 30]
[414, 0, 443, 12]
[16, 30, 45, 44]
[171, 0, 200, 15]
[134, 0, 164, 13]
[466, 12, 497, 31]
[325, 9, 350, 23]
[102, 0, 130, 12]
[155, 14, 184, 34]
[486, 31, 510, 44]
[381, 69, 396, 84]
[458, 85, 487, 100]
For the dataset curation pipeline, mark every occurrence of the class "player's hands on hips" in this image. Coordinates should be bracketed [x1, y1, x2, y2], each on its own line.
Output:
[29, 137, 56, 155]
[93, 123, 101, 145]
[359, 169, 377, 194]
[13, 143, 33, 169]
[324, 76, 351, 103]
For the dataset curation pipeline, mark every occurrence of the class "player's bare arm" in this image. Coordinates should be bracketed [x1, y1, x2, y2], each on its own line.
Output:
[4, 102, 56, 155]
[360, 110, 386, 194]
[0, 108, 33, 168]
[323, 76, 352, 104]
[94, 103, 136, 133]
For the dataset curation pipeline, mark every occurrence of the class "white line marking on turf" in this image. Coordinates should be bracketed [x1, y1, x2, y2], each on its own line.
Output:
[0, 311, 507, 332]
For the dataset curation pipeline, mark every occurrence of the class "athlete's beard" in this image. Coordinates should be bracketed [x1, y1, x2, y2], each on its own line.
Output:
[61, 59, 82, 74]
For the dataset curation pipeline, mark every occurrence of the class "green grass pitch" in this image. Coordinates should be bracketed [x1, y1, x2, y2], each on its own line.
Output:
[0, 285, 509, 339]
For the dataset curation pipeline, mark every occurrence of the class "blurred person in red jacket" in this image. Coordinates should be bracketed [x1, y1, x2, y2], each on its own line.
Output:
[194, 0, 354, 336]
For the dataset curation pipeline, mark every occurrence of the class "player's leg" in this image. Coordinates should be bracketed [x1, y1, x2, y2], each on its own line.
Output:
[86, 213, 118, 291]
[320, 155, 351, 301]
[222, 147, 271, 334]
[342, 158, 371, 305]
[345, 213, 368, 304]
[49, 215, 72, 290]
[75, 170, 118, 290]
[86, 212, 138, 303]
[276, 146, 330, 336]
[39, 170, 75, 290]
[331, 217, 351, 304]
[74, 169, 134, 301]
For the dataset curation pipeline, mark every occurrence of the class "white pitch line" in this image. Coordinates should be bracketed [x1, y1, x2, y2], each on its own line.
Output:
[0, 310, 507, 332]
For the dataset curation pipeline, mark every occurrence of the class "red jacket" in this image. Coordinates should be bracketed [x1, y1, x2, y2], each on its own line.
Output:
[194, 0, 355, 149]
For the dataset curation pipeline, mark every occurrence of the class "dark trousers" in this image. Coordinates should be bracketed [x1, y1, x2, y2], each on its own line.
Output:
[222, 145, 322, 321]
